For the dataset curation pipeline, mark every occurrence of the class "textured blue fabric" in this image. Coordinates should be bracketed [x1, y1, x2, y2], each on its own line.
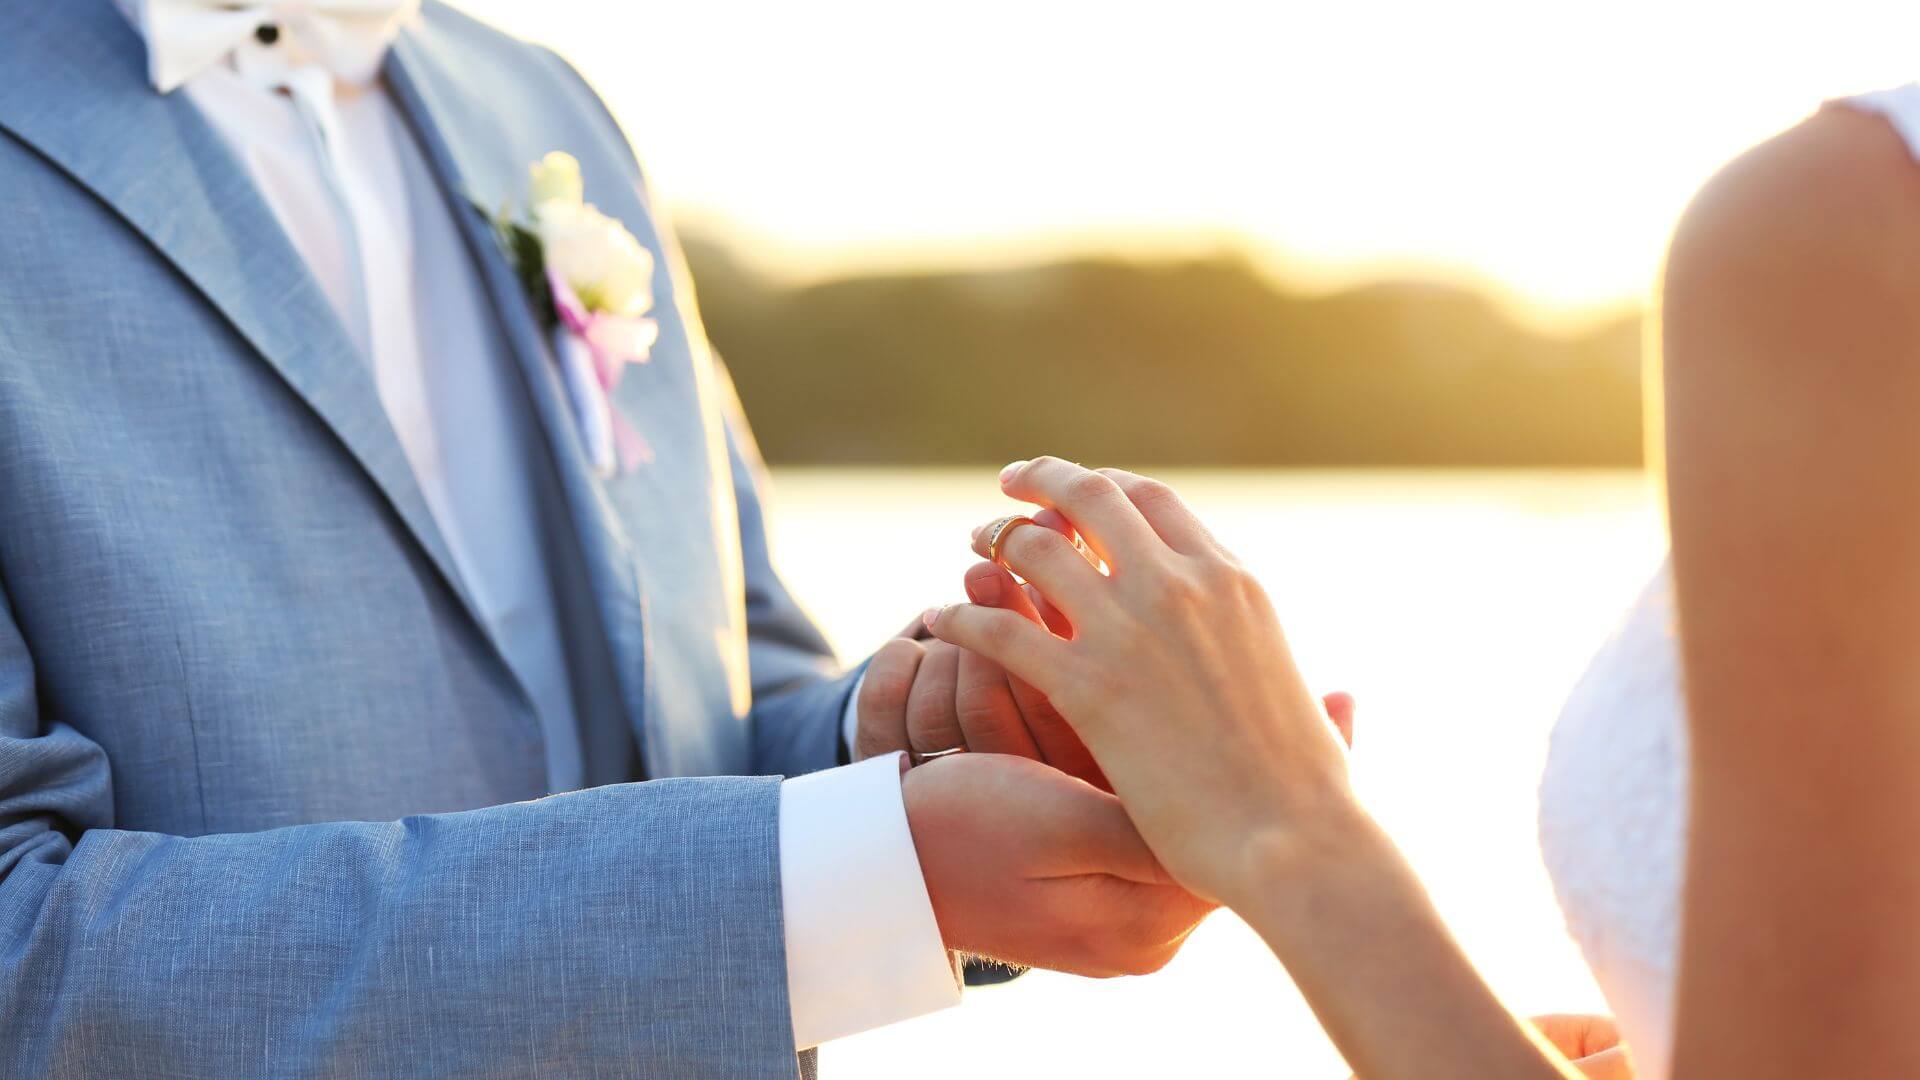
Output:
[0, 1, 857, 1074]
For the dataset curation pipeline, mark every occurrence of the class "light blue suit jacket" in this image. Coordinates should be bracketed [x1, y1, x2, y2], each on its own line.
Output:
[0, 2, 858, 1075]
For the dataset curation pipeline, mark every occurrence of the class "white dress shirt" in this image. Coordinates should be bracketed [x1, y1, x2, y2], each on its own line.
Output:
[117, 6, 957, 1050]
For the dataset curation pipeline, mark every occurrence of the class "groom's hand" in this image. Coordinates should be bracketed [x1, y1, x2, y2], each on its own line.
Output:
[856, 510, 1108, 787]
[856, 633, 1107, 789]
[901, 751, 1215, 976]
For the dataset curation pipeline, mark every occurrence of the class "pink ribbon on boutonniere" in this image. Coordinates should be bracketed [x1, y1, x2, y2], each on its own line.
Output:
[548, 268, 659, 476]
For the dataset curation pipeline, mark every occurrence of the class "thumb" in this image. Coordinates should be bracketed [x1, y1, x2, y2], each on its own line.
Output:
[1036, 778, 1173, 887]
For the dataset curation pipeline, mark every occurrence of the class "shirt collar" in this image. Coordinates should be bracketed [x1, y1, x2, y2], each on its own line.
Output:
[112, 0, 418, 94]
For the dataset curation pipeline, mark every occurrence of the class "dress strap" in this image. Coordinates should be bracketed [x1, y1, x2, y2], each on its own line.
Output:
[1840, 84, 1920, 162]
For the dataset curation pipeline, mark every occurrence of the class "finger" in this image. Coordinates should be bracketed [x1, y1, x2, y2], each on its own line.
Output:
[969, 517, 1108, 620]
[1095, 468, 1220, 556]
[1050, 785, 1172, 887]
[1033, 507, 1102, 571]
[1016, 681, 1109, 789]
[963, 560, 1046, 625]
[925, 603, 1073, 698]
[1005, 760, 1170, 886]
[967, 559, 1075, 638]
[954, 646, 1042, 758]
[978, 530, 1080, 635]
[1322, 691, 1356, 747]
[905, 640, 964, 755]
[1024, 581, 1074, 637]
[854, 637, 925, 760]
[1529, 1015, 1621, 1059]
[998, 457, 1162, 570]
[965, 562, 1104, 783]
[1032, 507, 1074, 539]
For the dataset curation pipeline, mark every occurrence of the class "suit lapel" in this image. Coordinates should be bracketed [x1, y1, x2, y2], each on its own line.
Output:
[384, 30, 658, 758]
[0, 0, 522, 710]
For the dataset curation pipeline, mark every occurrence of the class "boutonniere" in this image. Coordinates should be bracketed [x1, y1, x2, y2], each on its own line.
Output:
[495, 151, 659, 475]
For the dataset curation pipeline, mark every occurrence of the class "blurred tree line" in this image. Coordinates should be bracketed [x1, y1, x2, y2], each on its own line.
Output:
[685, 237, 1644, 468]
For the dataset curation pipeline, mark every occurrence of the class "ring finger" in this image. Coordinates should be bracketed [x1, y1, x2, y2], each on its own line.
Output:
[970, 517, 1109, 620]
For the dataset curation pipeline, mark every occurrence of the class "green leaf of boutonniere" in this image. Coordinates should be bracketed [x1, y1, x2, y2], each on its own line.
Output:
[490, 203, 558, 329]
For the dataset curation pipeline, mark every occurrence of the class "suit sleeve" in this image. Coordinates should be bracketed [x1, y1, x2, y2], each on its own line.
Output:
[0, 583, 806, 1078]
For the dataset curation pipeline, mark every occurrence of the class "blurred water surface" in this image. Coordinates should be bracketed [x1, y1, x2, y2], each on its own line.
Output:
[765, 468, 1664, 1078]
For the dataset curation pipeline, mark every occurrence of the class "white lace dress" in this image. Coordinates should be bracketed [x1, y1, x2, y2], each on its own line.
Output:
[1536, 83, 1920, 1080]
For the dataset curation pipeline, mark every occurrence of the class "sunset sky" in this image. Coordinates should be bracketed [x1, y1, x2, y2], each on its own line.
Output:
[462, 0, 1920, 319]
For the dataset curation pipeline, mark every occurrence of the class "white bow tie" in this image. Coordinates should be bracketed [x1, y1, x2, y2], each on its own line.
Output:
[129, 0, 421, 93]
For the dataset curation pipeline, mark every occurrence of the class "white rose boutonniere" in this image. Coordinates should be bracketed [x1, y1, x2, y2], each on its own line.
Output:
[497, 152, 659, 475]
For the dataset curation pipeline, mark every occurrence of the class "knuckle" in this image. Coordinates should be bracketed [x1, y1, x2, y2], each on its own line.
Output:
[906, 705, 962, 747]
[878, 635, 927, 666]
[903, 678, 951, 723]
[1146, 570, 1207, 617]
[1130, 478, 1178, 511]
[1005, 525, 1062, 564]
[1192, 557, 1242, 592]
[1184, 555, 1256, 599]
[860, 641, 923, 706]
[1238, 571, 1270, 606]
[1064, 471, 1120, 505]
[953, 678, 1008, 719]
[978, 613, 1020, 649]
[1213, 559, 1266, 602]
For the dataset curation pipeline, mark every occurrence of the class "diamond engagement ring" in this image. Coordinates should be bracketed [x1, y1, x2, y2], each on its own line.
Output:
[984, 514, 1036, 566]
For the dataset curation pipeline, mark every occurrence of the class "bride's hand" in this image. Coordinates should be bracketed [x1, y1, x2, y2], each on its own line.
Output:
[1526, 1016, 1633, 1079]
[1348, 1017, 1630, 1080]
[925, 457, 1357, 908]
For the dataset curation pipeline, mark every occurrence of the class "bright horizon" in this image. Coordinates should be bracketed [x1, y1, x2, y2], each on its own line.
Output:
[460, 0, 1920, 322]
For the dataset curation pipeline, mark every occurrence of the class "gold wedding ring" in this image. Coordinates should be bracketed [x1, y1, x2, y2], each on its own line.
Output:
[910, 746, 968, 766]
[984, 515, 1036, 566]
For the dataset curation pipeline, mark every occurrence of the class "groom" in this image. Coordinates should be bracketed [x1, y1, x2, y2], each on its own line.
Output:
[0, 1, 1208, 1076]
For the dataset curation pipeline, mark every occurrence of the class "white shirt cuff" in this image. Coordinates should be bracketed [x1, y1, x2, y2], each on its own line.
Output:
[780, 751, 961, 1049]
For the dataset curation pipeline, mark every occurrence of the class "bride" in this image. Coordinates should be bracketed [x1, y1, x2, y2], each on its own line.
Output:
[923, 86, 1920, 1078]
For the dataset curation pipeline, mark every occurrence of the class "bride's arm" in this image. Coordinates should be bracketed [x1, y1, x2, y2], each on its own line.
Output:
[927, 458, 1581, 1078]
[1663, 105, 1920, 1077]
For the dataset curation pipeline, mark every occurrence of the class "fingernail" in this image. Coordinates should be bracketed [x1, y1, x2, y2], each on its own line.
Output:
[921, 605, 945, 632]
[966, 572, 1003, 606]
[1000, 460, 1028, 484]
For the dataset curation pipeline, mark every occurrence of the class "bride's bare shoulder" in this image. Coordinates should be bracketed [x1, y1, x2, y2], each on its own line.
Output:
[1675, 102, 1920, 257]
[1663, 104, 1920, 390]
